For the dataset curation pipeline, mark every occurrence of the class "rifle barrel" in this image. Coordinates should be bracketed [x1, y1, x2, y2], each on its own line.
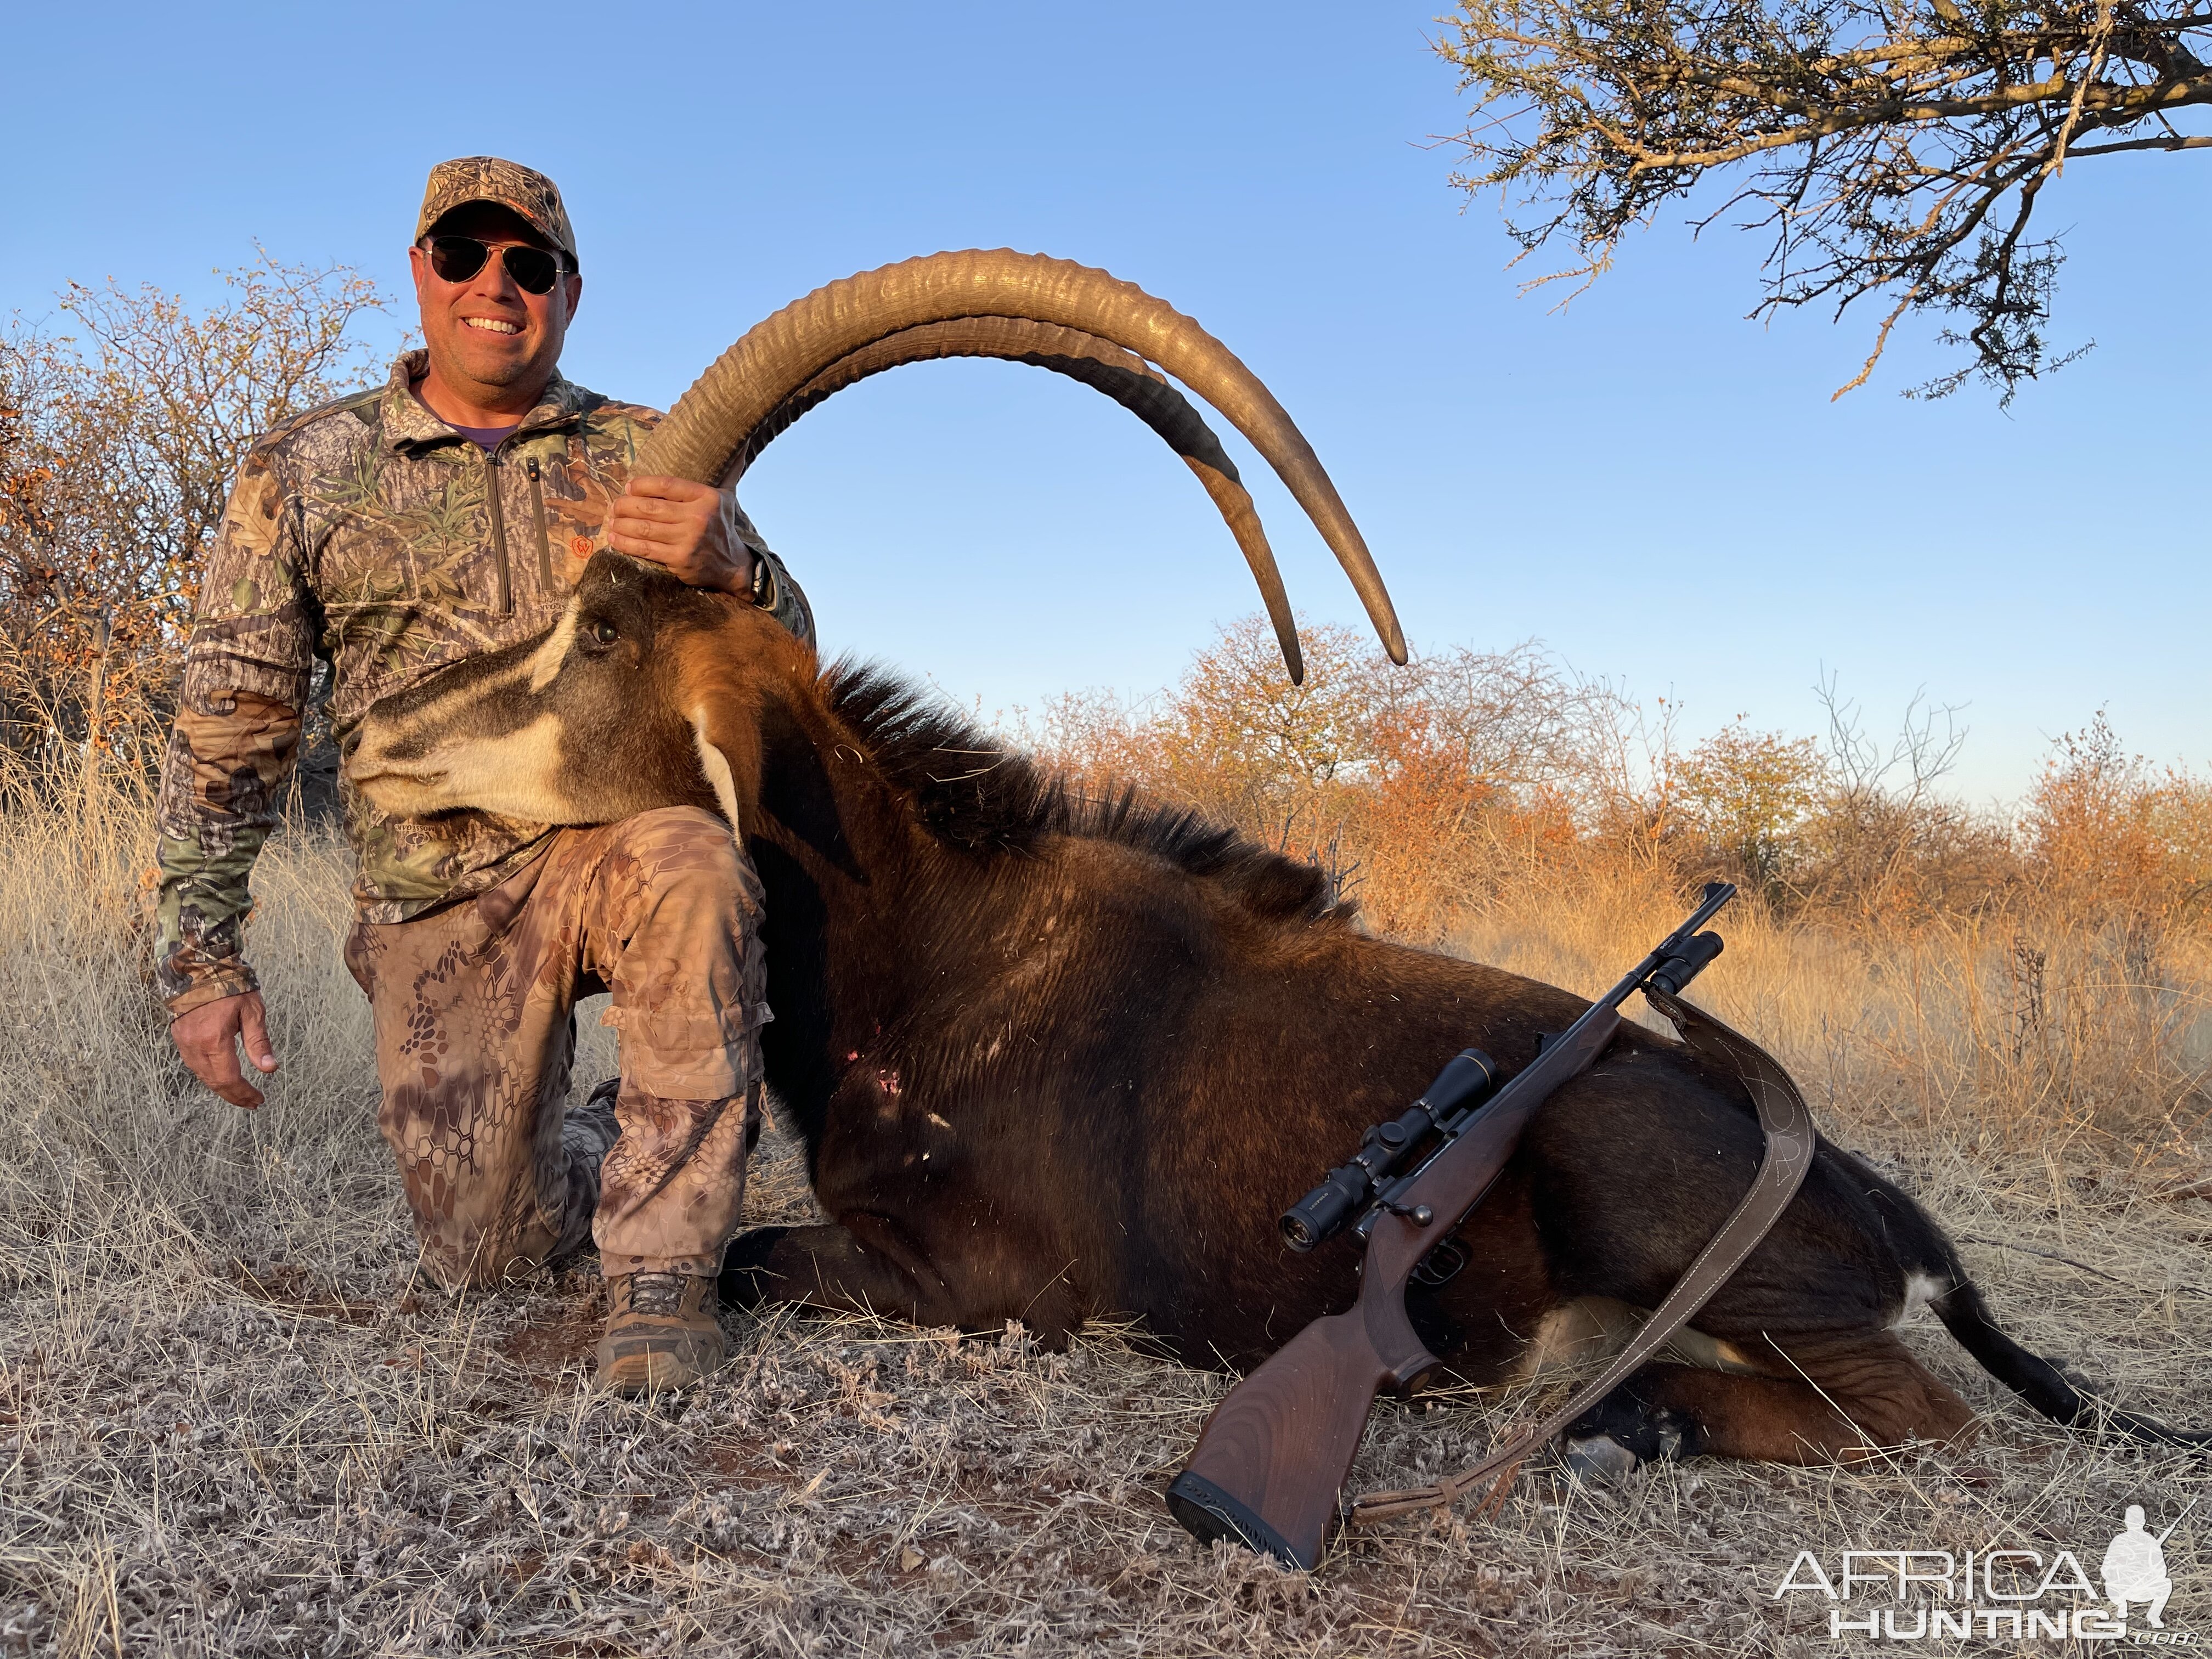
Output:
[2155, 1494, 2198, 1544]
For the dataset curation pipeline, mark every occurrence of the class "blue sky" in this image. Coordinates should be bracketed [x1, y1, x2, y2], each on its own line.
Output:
[7, 2, 2204, 803]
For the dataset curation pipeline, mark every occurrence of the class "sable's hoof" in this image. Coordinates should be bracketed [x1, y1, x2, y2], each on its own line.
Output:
[1563, 1383, 1695, 1474]
[1562, 1433, 1642, 1483]
[718, 1227, 789, 1309]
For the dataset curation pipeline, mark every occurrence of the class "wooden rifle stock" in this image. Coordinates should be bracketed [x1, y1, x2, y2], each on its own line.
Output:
[1169, 1008, 1623, 1568]
[1164, 1290, 1432, 1568]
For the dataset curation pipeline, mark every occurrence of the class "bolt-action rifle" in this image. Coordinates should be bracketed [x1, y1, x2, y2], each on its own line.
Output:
[1166, 883, 1743, 1569]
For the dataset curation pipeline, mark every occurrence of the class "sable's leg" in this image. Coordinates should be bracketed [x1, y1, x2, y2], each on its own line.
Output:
[719, 1216, 972, 1329]
[1564, 1333, 1976, 1474]
[721, 1216, 1084, 1341]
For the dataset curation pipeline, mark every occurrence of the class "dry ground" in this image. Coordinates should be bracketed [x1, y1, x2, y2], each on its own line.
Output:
[2, 807, 2207, 1657]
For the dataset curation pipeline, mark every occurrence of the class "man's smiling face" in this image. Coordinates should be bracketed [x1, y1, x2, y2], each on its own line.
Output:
[407, 200, 583, 403]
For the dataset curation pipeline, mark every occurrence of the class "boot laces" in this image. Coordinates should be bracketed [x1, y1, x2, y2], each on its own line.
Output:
[623, 1271, 691, 1317]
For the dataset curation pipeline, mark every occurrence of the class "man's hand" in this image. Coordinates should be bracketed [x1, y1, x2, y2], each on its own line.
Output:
[608, 475, 759, 597]
[172, 990, 280, 1110]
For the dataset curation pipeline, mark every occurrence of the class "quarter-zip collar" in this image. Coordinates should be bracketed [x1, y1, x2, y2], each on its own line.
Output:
[483, 445, 514, 616]
[380, 349, 593, 455]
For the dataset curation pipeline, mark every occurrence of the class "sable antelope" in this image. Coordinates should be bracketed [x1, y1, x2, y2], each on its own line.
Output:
[348, 251, 2207, 1474]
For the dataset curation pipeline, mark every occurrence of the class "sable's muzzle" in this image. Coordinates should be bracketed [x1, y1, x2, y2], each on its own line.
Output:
[343, 755, 452, 814]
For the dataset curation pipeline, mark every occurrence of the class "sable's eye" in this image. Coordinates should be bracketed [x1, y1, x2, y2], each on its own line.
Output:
[591, 620, 618, 646]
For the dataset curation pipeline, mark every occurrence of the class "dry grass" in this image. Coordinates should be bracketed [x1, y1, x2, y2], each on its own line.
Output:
[1454, 863, 2212, 1160]
[2, 798, 2208, 1657]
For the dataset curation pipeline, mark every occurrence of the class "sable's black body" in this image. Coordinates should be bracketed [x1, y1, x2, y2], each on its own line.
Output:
[704, 644, 2204, 1483]
[731, 718, 1899, 1373]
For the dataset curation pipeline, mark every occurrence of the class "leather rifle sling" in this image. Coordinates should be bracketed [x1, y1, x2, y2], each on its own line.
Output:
[1347, 986, 1818, 1526]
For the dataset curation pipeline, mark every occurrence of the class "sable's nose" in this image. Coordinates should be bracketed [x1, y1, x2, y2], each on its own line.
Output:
[342, 724, 386, 771]
[340, 720, 417, 788]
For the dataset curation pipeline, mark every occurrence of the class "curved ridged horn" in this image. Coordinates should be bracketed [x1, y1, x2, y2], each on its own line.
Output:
[729, 317, 1304, 682]
[638, 250, 1406, 665]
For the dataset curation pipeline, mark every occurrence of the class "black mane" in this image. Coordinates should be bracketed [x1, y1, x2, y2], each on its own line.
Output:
[823, 665, 1352, 926]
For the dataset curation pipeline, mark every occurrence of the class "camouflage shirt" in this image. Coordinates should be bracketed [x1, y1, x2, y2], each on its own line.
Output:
[154, 351, 814, 1017]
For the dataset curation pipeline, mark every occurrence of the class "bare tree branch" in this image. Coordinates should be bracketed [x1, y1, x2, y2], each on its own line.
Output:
[1434, 0, 2212, 397]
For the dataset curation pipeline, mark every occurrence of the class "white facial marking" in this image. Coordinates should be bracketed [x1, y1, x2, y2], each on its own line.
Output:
[691, 707, 741, 826]
[350, 654, 528, 778]
[359, 712, 584, 821]
[527, 607, 579, 692]
[410, 654, 535, 730]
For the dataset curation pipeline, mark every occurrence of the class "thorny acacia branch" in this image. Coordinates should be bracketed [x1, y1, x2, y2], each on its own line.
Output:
[1434, 0, 2212, 397]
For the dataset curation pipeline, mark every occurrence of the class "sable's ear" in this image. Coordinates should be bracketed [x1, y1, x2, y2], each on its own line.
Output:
[689, 690, 764, 836]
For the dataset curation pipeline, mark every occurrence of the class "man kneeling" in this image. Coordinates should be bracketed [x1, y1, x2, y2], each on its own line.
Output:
[158, 157, 811, 1392]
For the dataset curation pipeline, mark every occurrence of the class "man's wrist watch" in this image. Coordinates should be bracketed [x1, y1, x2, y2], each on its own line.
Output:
[746, 552, 776, 611]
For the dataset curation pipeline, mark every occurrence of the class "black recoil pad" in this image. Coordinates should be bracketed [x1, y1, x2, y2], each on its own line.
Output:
[1167, 1470, 1312, 1568]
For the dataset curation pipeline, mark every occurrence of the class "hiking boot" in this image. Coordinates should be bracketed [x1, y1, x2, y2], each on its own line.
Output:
[596, 1270, 725, 1394]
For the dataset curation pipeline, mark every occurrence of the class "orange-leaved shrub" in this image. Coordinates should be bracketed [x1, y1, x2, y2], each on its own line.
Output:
[1013, 617, 2212, 1149]
[1, 255, 391, 797]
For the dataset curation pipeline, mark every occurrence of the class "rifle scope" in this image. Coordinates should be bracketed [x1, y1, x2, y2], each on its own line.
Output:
[1279, 1048, 1500, 1251]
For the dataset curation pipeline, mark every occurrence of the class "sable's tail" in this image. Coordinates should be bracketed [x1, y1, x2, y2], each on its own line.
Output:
[1931, 1278, 2212, 1449]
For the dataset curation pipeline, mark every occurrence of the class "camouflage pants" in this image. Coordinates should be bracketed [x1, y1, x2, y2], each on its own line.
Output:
[345, 806, 768, 1290]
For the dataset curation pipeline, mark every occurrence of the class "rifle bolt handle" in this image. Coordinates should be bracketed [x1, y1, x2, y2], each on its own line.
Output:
[1379, 1192, 1437, 1226]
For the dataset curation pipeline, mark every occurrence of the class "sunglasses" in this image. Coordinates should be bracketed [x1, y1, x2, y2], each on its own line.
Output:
[422, 235, 571, 295]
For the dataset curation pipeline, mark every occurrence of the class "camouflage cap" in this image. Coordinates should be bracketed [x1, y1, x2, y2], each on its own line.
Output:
[415, 157, 578, 266]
